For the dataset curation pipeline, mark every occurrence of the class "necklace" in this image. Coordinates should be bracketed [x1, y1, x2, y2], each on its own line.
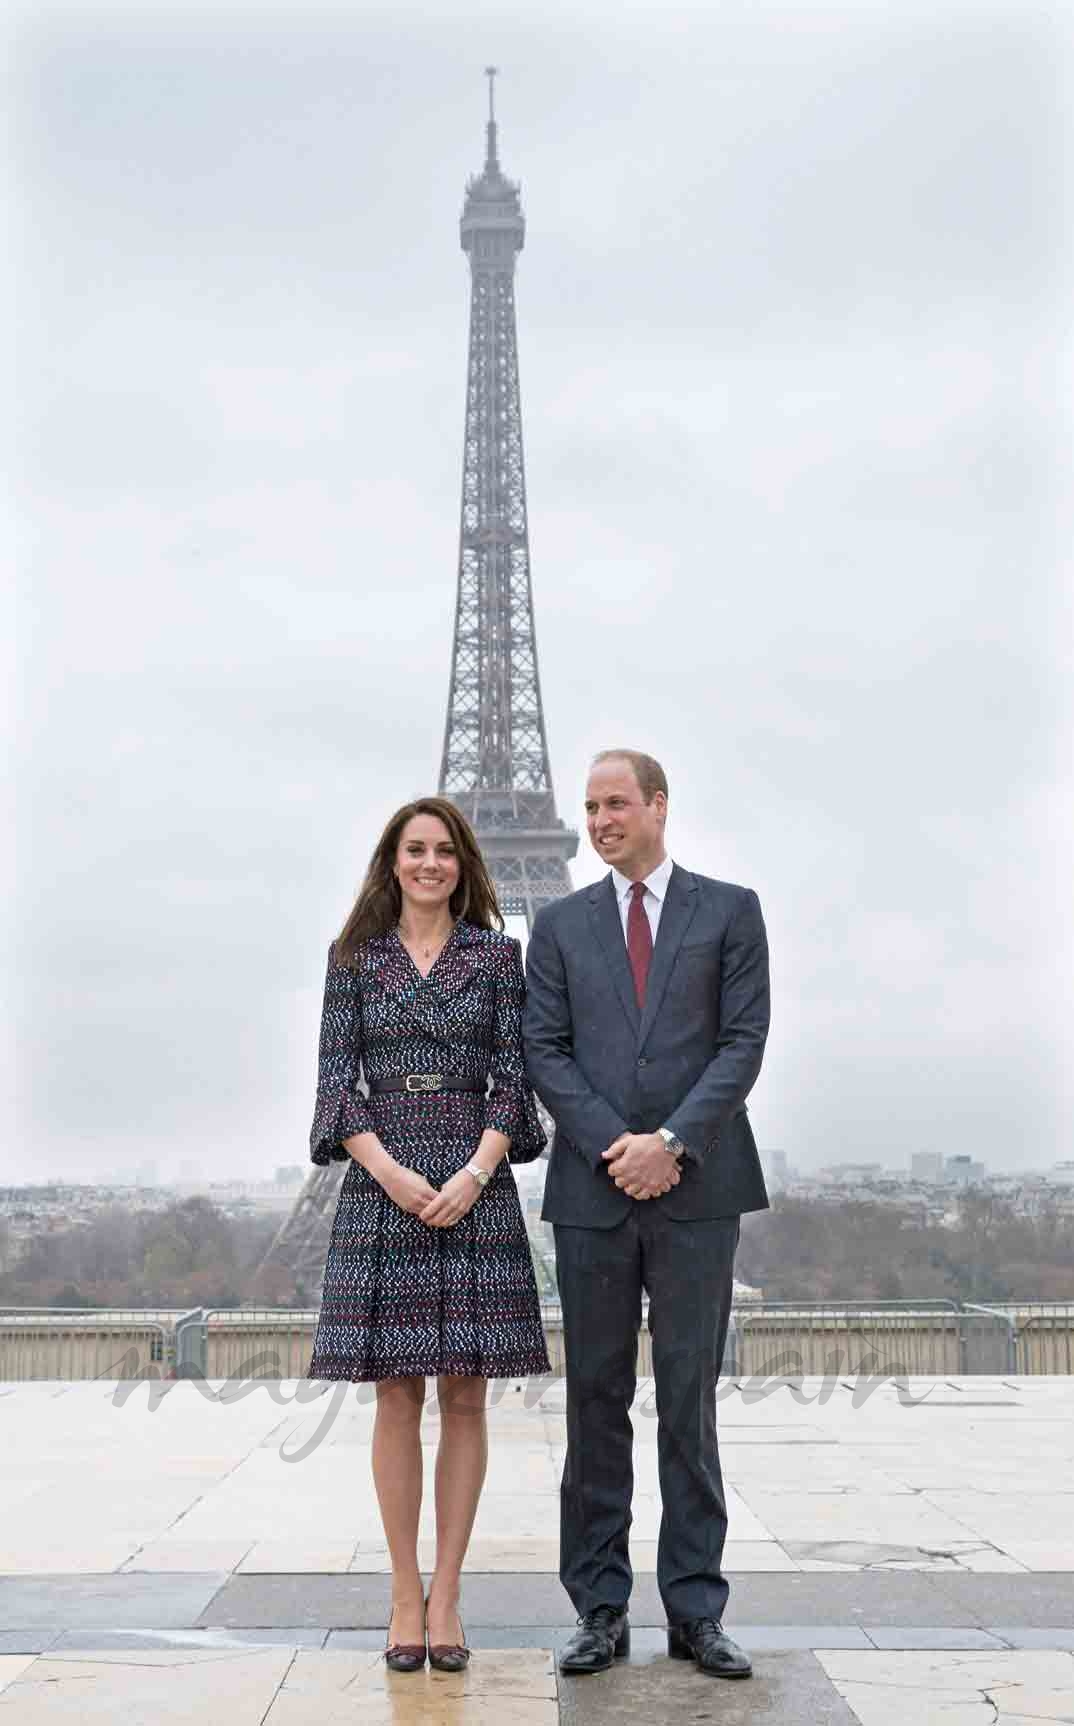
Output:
[399, 921, 453, 962]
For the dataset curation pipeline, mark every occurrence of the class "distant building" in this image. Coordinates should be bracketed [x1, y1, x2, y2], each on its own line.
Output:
[818, 1163, 883, 1186]
[761, 1149, 791, 1190]
[911, 1152, 945, 1183]
[944, 1154, 986, 1187]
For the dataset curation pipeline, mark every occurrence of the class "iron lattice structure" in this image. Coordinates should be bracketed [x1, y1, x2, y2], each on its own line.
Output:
[254, 77, 571, 1305]
[439, 69, 578, 922]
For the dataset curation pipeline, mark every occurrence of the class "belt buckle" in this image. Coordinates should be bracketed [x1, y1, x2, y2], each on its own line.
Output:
[405, 1072, 443, 1093]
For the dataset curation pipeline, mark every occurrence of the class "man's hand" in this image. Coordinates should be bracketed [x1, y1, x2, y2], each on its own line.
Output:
[419, 1169, 483, 1229]
[602, 1133, 681, 1199]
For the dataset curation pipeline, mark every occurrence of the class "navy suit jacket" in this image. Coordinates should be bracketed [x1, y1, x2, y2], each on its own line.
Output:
[522, 864, 771, 1227]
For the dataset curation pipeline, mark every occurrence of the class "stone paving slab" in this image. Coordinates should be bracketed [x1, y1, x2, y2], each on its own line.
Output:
[785, 1539, 1028, 1574]
[189, 1570, 1074, 1631]
[815, 1647, 1074, 1726]
[861, 1627, 1011, 1650]
[0, 1572, 228, 1631]
[555, 1649, 862, 1726]
[0, 1635, 60, 1656]
[992, 1628, 1074, 1651]
[48, 1627, 330, 1651]
[0, 1644, 297, 1722]
[922, 1573, 1074, 1628]
[270, 1646, 558, 1725]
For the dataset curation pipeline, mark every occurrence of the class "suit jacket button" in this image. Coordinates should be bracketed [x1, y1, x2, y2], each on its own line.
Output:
[637, 1057, 647, 1067]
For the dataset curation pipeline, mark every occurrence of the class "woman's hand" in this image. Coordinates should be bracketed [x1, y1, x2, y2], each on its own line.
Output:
[419, 1169, 482, 1229]
[377, 1160, 439, 1216]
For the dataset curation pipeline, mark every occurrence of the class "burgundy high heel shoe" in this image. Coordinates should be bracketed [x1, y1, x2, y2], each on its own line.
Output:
[385, 1603, 426, 1673]
[427, 1597, 471, 1673]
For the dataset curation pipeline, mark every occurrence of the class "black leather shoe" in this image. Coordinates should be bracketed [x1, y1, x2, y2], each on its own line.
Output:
[667, 1618, 752, 1678]
[558, 1605, 631, 1674]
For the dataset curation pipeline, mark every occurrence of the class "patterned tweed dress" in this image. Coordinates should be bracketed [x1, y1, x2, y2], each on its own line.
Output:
[306, 920, 551, 1382]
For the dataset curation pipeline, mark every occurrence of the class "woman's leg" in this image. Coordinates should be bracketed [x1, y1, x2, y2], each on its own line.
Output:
[426, 1374, 487, 1644]
[372, 1376, 426, 1643]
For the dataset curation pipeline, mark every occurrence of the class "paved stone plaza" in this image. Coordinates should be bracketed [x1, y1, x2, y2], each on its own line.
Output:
[1, 1375, 1072, 1721]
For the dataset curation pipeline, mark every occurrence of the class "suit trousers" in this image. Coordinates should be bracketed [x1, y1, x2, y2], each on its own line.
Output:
[553, 1205, 740, 1625]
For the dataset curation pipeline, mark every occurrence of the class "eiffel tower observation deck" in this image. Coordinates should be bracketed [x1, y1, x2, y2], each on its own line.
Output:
[439, 69, 577, 926]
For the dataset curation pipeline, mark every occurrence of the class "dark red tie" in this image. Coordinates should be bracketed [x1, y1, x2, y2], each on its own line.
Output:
[627, 880, 652, 1007]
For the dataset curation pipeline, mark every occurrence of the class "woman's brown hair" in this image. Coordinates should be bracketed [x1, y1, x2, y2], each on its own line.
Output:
[334, 796, 503, 966]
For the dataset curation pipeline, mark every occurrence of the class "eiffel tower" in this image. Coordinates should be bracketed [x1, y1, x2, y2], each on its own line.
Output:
[255, 74, 575, 1303]
[438, 67, 577, 917]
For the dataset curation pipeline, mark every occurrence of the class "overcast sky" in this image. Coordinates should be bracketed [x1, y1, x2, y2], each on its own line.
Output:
[10, 0, 1073, 1186]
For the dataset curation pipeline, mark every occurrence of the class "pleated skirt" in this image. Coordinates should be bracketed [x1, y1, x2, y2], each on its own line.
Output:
[307, 1090, 550, 1382]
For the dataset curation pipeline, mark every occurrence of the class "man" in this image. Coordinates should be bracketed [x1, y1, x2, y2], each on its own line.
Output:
[522, 749, 770, 1679]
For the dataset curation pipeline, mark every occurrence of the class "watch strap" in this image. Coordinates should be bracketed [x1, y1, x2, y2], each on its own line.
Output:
[658, 1127, 684, 1159]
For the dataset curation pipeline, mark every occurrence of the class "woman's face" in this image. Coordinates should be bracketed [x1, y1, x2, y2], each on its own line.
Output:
[393, 814, 461, 917]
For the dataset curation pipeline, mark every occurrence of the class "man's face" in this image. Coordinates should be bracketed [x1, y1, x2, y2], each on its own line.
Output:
[584, 759, 667, 879]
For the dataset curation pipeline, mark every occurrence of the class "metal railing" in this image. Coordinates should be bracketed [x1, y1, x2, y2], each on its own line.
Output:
[2, 1300, 1072, 1382]
[964, 1302, 1074, 1375]
[0, 1306, 196, 1380]
[1011, 1304, 1074, 1374]
[540, 1297, 1009, 1379]
[727, 1299, 980, 1378]
[176, 1308, 318, 1380]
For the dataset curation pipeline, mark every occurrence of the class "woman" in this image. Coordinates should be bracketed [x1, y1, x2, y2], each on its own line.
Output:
[305, 796, 550, 1673]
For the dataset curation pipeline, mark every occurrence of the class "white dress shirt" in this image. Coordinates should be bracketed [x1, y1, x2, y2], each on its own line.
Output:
[610, 854, 675, 946]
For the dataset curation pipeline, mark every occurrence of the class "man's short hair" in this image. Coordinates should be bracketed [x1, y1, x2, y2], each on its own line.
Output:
[591, 749, 669, 805]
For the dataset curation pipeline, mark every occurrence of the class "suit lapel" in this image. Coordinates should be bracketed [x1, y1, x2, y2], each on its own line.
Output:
[587, 877, 640, 1035]
[637, 865, 699, 1048]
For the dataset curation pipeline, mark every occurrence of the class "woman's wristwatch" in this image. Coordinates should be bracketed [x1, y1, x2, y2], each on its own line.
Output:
[465, 1161, 490, 1190]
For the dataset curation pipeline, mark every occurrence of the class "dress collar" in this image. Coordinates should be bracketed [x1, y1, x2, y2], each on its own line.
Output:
[364, 919, 484, 1037]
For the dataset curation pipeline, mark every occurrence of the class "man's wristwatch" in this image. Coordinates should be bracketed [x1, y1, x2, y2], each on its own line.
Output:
[657, 1127, 686, 1161]
[465, 1161, 490, 1189]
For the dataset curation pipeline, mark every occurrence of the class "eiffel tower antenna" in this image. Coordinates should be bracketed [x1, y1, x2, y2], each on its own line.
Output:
[439, 69, 578, 924]
[253, 74, 571, 1302]
[485, 64, 498, 157]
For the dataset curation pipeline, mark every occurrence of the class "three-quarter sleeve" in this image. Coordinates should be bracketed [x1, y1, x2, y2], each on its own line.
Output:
[485, 936, 547, 1165]
[309, 942, 374, 1166]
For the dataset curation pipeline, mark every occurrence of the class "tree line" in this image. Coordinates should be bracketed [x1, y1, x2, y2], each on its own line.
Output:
[1, 1190, 1071, 1310]
[737, 1192, 1074, 1302]
[0, 1198, 284, 1310]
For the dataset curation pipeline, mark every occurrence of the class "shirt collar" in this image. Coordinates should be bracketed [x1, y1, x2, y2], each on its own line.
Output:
[611, 855, 675, 905]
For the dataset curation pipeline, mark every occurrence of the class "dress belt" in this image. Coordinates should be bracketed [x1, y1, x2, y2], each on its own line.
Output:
[368, 1073, 488, 1096]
